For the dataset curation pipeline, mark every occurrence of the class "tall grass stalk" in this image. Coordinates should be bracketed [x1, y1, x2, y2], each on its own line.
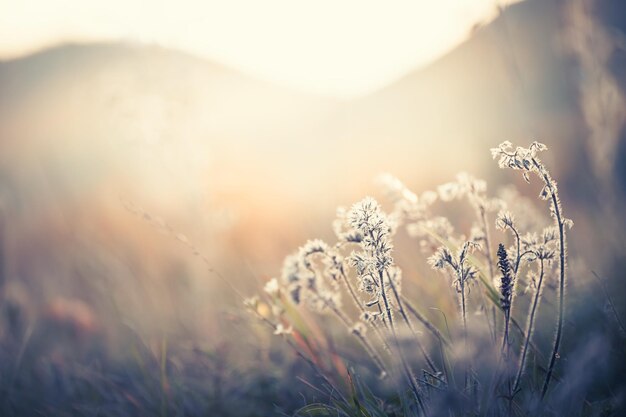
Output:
[253, 141, 577, 415]
[479, 206, 498, 342]
[332, 256, 393, 358]
[513, 257, 545, 393]
[400, 296, 450, 348]
[312, 285, 389, 379]
[378, 268, 426, 415]
[491, 141, 570, 401]
[386, 271, 438, 374]
[533, 158, 567, 400]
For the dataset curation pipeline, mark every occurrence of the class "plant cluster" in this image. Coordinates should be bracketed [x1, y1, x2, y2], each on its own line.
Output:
[246, 142, 576, 416]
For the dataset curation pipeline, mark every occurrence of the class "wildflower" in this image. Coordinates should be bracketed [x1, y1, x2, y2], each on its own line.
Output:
[273, 323, 293, 336]
[278, 239, 342, 313]
[469, 224, 486, 243]
[535, 244, 555, 261]
[428, 246, 454, 270]
[360, 311, 376, 323]
[542, 226, 558, 244]
[351, 322, 368, 337]
[243, 295, 259, 310]
[438, 181, 462, 202]
[348, 197, 395, 279]
[264, 278, 280, 297]
[271, 303, 284, 317]
[281, 254, 302, 285]
[357, 273, 377, 295]
[490, 141, 548, 172]
[491, 141, 570, 399]
[299, 239, 329, 259]
[495, 210, 516, 231]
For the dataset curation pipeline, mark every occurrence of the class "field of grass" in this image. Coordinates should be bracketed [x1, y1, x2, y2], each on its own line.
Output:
[1, 139, 624, 416]
[1, 1, 625, 416]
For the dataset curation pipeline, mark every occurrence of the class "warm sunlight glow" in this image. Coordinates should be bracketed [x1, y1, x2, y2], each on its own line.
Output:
[1, 0, 520, 97]
[1, 0, 624, 414]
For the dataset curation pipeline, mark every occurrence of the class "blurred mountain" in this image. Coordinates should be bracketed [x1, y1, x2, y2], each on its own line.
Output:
[334, 0, 582, 179]
[0, 0, 583, 199]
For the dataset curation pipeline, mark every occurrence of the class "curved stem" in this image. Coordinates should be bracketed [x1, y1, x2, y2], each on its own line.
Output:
[336, 264, 391, 354]
[379, 269, 426, 415]
[500, 309, 511, 357]
[479, 207, 497, 342]
[401, 295, 451, 348]
[532, 158, 567, 401]
[459, 274, 469, 392]
[312, 286, 388, 379]
[513, 228, 521, 274]
[387, 272, 439, 374]
[541, 204, 565, 399]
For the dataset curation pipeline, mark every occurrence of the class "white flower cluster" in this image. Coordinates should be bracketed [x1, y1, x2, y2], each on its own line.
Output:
[278, 240, 342, 313]
[332, 207, 364, 243]
[520, 226, 560, 262]
[491, 141, 548, 172]
[428, 241, 481, 292]
[496, 210, 516, 232]
[348, 197, 394, 273]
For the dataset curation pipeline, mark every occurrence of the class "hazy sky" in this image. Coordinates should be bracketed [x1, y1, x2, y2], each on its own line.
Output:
[0, 0, 519, 97]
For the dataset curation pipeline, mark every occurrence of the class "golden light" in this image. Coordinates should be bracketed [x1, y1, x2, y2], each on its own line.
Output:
[1, 0, 520, 97]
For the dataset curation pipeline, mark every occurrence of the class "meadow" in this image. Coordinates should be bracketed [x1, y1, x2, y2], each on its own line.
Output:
[0, 0, 625, 416]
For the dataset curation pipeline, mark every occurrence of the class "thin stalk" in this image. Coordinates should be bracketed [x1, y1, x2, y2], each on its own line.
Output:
[338, 264, 365, 314]
[336, 264, 391, 353]
[512, 228, 521, 274]
[479, 206, 497, 342]
[247, 300, 350, 400]
[459, 271, 469, 392]
[460, 281, 468, 340]
[533, 158, 567, 401]
[379, 269, 426, 415]
[387, 272, 439, 374]
[311, 286, 388, 379]
[500, 309, 511, 356]
[333, 304, 389, 379]
[401, 295, 451, 348]
[513, 258, 545, 393]
[480, 206, 495, 287]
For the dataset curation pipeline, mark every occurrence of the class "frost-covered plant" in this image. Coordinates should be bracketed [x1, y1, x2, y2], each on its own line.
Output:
[248, 142, 575, 415]
[437, 173, 501, 283]
[428, 241, 480, 341]
[491, 141, 572, 399]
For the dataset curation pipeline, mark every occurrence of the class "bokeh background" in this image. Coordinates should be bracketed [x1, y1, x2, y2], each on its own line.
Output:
[0, 0, 625, 415]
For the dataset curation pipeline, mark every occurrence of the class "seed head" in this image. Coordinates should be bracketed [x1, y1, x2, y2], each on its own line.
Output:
[497, 244, 514, 312]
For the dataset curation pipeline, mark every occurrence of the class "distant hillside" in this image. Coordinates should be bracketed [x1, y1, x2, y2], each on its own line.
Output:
[0, 0, 585, 189]
[328, 0, 583, 180]
[0, 41, 339, 142]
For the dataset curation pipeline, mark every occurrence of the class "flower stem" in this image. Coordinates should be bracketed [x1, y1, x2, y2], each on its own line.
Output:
[513, 258, 545, 393]
[532, 158, 567, 401]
